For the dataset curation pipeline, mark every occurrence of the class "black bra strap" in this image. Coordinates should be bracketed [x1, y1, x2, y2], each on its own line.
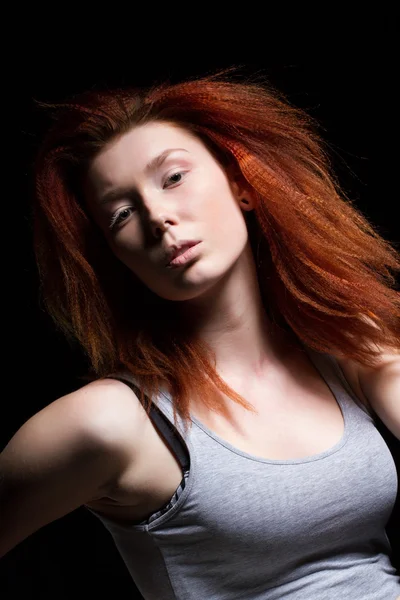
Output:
[104, 374, 190, 471]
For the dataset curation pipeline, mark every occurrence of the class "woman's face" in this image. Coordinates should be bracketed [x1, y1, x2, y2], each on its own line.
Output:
[85, 120, 253, 301]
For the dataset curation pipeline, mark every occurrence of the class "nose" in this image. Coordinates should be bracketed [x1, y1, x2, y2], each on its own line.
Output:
[149, 213, 176, 238]
[142, 192, 178, 238]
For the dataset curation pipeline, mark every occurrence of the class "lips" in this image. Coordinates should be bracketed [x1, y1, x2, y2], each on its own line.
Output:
[166, 241, 200, 265]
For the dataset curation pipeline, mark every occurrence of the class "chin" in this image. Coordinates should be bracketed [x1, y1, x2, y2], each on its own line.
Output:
[142, 255, 233, 302]
[150, 273, 222, 302]
[153, 284, 213, 303]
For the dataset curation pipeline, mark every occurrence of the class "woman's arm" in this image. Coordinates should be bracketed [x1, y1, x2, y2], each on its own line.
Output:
[0, 380, 138, 558]
[358, 359, 400, 441]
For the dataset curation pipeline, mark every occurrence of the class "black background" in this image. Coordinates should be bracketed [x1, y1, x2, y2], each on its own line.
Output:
[2, 13, 399, 599]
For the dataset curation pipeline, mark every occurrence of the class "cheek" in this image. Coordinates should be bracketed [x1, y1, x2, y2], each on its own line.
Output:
[205, 188, 247, 241]
[192, 178, 237, 227]
[108, 233, 163, 287]
[107, 232, 143, 270]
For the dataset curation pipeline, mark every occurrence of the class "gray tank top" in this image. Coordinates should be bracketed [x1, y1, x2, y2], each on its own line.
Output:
[86, 346, 400, 599]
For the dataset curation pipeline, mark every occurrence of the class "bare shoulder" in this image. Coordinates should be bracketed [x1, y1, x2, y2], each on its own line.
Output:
[1, 376, 146, 492]
[334, 356, 374, 414]
[63, 377, 148, 445]
[0, 377, 145, 557]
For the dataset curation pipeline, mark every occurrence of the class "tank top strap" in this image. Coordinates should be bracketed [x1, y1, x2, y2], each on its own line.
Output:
[104, 372, 190, 472]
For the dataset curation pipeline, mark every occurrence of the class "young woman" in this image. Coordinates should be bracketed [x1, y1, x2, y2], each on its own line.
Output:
[1, 71, 400, 599]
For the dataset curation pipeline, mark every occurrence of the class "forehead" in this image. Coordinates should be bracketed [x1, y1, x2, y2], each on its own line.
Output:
[87, 121, 203, 187]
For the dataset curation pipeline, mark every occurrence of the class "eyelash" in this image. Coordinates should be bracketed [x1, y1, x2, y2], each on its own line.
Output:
[108, 171, 187, 230]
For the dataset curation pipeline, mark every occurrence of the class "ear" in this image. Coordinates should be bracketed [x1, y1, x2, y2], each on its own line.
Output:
[226, 163, 256, 210]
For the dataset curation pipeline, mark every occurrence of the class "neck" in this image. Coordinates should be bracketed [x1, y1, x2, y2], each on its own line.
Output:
[179, 244, 300, 382]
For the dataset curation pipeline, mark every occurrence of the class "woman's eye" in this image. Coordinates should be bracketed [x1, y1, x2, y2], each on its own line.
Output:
[108, 207, 135, 230]
[163, 171, 185, 188]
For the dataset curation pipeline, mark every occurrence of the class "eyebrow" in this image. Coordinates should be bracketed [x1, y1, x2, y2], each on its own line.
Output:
[99, 148, 189, 205]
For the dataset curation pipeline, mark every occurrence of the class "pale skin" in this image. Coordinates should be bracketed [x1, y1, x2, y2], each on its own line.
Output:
[85, 120, 400, 432]
[1, 118, 399, 584]
[0, 118, 346, 559]
[85, 120, 304, 397]
[86, 125, 399, 594]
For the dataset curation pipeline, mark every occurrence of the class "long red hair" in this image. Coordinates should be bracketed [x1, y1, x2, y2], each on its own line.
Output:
[33, 70, 400, 429]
